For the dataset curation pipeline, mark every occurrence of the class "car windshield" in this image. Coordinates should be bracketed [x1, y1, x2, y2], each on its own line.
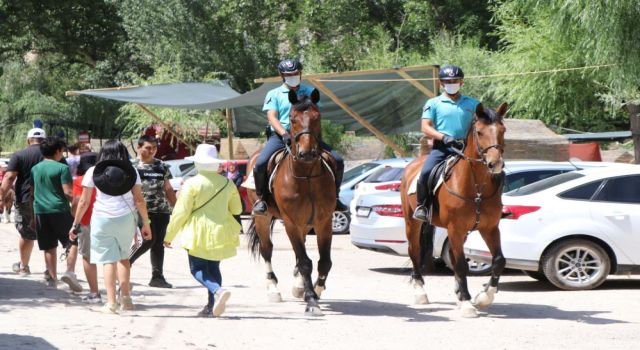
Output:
[506, 172, 585, 196]
[342, 162, 380, 183]
[364, 166, 404, 183]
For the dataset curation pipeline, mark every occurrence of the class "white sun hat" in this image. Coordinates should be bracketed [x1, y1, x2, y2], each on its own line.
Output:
[27, 128, 46, 139]
[185, 144, 226, 164]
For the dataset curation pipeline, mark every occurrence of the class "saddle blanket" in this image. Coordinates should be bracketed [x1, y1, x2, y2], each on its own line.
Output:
[241, 159, 335, 193]
[406, 157, 456, 195]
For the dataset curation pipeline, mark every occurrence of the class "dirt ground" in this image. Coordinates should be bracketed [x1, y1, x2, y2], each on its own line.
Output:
[1, 219, 639, 350]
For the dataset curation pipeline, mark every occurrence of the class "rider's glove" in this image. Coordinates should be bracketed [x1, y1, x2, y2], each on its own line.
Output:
[441, 134, 456, 146]
[281, 133, 292, 146]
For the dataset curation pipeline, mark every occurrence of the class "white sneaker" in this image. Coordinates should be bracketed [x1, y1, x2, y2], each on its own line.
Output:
[61, 271, 83, 293]
[81, 293, 102, 304]
[212, 289, 231, 317]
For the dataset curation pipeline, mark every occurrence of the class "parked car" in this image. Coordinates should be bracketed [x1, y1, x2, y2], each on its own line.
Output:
[464, 163, 640, 290]
[350, 160, 613, 275]
[331, 158, 414, 235]
[164, 159, 196, 192]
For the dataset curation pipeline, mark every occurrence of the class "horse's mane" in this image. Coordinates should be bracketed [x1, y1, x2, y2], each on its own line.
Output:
[291, 96, 316, 112]
[477, 107, 501, 124]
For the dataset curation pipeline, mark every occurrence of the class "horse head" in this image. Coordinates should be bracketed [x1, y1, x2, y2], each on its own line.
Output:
[469, 103, 508, 174]
[288, 88, 322, 163]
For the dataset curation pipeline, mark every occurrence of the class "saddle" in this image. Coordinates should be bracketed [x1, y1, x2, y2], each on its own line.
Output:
[266, 149, 336, 193]
[408, 155, 461, 221]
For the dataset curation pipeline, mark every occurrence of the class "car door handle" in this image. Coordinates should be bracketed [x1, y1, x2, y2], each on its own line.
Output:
[605, 211, 627, 220]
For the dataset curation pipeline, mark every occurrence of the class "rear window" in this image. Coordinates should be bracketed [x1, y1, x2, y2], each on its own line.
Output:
[504, 170, 566, 192]
[506, 172, 585, 196]
[364, 166, 405, 183]
[342, 162, 380, 183]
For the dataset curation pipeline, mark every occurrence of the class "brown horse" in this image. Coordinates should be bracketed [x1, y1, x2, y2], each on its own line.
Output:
[400, 103, 508, 318]
[246, 89, 335, 316]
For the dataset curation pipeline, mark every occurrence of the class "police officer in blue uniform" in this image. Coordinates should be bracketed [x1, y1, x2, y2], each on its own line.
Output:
[252, 58, 348, 215]
[413, 65, 481, 222]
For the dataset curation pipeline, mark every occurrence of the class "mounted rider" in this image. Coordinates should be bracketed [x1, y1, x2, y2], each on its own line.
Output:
[252, 58, 348, 215]
[413, 65, 481, 222]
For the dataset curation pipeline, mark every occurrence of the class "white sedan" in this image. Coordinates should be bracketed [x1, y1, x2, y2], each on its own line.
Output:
[464, 164, 640, 290]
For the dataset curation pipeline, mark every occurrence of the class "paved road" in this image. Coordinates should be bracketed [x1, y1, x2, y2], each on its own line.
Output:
[1, 219, 639, 349]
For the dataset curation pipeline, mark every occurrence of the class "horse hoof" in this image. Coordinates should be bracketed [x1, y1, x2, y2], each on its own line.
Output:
[414, 294, 429, 305]
[305, 306, 324, 317]
[473, 292, 494, 310]
[314, 285, 325, 299]
[268, 292, 283, 303]
[292, 287, 304, 299]
[459, 301, 478, 318]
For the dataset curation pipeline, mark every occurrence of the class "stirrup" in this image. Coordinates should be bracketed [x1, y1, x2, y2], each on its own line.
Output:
[412, 205, 429, 222]
[252, 200, 268, 216]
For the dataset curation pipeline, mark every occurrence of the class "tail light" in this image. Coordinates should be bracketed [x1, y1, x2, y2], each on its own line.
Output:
[372, 204, 403, 217]
[374, 182, 401, 191]
[502, 205, 541, 220]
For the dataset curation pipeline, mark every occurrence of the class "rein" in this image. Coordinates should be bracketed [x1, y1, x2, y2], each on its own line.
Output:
[443, 122, 504, 232]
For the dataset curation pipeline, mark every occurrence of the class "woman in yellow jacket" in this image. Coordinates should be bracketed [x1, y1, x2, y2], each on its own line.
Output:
[164, 144, 242, 317]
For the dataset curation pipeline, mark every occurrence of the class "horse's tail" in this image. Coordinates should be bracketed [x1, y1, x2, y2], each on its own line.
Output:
[247, 217, 261, 260]
[247, 217, 276, 260]
[419, 223, 435, 272]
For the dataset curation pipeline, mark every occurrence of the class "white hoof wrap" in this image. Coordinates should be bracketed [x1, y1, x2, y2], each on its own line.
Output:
[412, 283, 429, 305]
[459, 300, 478, 318]
[266, 282, 282, 302]
[305, 306, 324, 317]
[473, 286, 497, 310]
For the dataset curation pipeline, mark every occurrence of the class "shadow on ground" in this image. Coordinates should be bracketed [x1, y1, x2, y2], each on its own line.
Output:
[0, 334, 58, 350]
[485, 303, 627, 324]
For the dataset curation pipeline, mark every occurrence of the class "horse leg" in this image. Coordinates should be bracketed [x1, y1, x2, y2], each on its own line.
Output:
[285, 224, 322, 316]
[473, 226, 505, 309]
[449, 230, 477, 318]
[292, 262, 305, 299]
[407, 220, 428, 304]
[313, 221, 333, 299]
[256, 217, 282, 302]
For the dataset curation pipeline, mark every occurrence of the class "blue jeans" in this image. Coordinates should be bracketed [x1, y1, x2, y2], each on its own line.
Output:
[188, 255, 222, 306]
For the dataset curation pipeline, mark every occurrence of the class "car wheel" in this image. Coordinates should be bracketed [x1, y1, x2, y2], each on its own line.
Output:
[521, 270, 548, 282]
[332, 211, 350, 234]
[542, 239, 610, 290]
[442, 241, 492, 276]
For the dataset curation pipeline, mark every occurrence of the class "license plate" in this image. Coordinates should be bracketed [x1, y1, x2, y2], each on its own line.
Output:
[356, 207, 371, 218]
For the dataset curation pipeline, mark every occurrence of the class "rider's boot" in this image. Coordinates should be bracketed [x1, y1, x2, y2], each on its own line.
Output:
[413, 180, 431, 222]
[334, 168, 348, 212]
[252, 167, 268, 216]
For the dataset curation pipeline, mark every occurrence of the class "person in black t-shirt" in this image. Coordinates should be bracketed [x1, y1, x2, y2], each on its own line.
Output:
[0, 128, 47, 276]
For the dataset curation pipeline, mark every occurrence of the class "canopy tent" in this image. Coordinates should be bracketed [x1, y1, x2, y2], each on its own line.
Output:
[66, 65, 439, 156]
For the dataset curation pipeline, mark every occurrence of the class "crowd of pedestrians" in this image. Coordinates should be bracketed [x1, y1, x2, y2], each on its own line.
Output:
[0, 129, 242, 317]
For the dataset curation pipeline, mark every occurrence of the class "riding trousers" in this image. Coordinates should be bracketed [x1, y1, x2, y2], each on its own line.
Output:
[254, 134, 344, 195]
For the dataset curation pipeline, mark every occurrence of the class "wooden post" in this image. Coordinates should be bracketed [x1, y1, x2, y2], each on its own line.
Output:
[225, 108, 234, 159]
[309, 79, 407, 157]
[396, 70, 436, 98]
[136, 104, 195, 152]
[628, 103, 640, 164]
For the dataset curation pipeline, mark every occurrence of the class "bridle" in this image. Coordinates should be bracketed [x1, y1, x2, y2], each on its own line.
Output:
[444, 116, 505, 232]
[284, 110, 324, 179]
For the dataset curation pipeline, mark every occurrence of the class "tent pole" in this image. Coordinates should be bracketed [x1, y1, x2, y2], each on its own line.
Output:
[136, 104, 195, 152]
[225, 108, 234, 159]
[309, 79, 407, 157]
[396, 70, 436, 97]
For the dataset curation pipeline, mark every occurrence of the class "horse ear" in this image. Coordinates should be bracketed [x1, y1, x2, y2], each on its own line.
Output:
[288, 89, 299, 105]
[496, 103, 508, 117]
[310, 88, 320, 104]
